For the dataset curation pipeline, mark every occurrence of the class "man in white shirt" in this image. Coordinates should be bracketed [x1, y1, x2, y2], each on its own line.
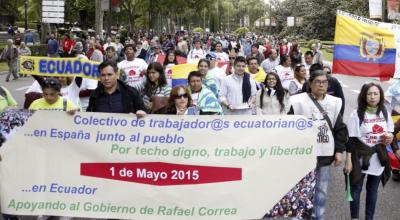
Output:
[214, 42, 229, 63]
[302, 51, 314, 78]
[261, 49, 279, 74]
[117, 44, 148, 87]
[219, 56, 257, 115]
[205, 52, 226, 90]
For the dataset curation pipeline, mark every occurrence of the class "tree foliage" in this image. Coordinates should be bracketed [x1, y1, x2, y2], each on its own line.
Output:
[1, 0, 373, 40]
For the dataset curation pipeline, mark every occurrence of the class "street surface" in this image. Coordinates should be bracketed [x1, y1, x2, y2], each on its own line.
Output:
[0, 72, 399, 219]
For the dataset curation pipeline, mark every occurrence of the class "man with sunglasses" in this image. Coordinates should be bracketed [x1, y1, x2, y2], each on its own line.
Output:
[87, 60, 146, 117]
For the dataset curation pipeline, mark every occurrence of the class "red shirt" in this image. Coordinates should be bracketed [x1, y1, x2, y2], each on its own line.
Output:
[63, 38, 75, 53]
[280, 44, 288, 56]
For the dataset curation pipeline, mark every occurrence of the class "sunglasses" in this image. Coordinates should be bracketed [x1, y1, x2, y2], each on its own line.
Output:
[229, 57, 236, 60]
[44, 79, 59, 86]
[175, 93, 188, 99]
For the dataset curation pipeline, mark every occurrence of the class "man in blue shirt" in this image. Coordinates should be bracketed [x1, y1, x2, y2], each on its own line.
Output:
[23, 30, 34, 46]
[47, 33, 59, 57]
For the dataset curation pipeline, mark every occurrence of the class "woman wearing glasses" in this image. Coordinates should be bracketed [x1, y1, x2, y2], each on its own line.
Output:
[159, 85, 196, 115]
[344, 82, 393, 220]
[288, 70, 347, 220]
[256, 72, 290, 115]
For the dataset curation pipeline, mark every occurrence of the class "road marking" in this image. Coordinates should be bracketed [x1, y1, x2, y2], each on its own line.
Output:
[351, 90, 360, 94]
[14, 86, 30, 91]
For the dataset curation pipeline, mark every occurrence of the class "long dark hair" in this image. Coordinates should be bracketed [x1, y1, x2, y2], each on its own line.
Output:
[357, 82, 386, 125]
[144, 62, 168, 98]
[260, 72, 287, 113]
[279, 54, 290, 66]
[163, 50, 177, 66]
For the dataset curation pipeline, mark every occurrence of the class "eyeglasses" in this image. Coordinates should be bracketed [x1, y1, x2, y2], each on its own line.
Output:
[313, 80, 329, 85]
[175, 93, 188, 99]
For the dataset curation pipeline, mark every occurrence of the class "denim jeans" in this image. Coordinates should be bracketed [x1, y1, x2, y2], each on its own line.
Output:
[312, 165, 331, 220]
[350, 173, 381, 220]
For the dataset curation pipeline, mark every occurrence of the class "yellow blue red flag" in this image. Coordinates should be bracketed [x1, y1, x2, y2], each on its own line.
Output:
[333, 11, 396, 80]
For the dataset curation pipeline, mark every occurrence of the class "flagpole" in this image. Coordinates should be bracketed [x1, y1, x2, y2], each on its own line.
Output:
[382, 0, 387, 22]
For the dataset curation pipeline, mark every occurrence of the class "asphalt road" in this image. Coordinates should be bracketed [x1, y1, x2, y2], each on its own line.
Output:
[0, 72, 400, 220]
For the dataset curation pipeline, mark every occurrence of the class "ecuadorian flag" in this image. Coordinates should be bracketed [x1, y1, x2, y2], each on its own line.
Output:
[171, 63, 198, 87]
[333, 11, 396, 80]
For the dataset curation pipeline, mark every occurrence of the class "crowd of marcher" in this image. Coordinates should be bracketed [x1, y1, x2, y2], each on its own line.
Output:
[0, 29, 400, 220]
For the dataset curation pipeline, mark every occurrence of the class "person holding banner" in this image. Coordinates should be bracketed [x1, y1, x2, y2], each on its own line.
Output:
[344, 82, 393, 220]
[219, 56, 257, 115]
[87, 60, 146, 117]
[288, 70, 347, 220]
[161, 85, 196, 115]
[256, 72, 290, 115]
[133, 62, 171, 113]
[0, 85, 17, 113]
[28, 78, 77, 114]
[188, 71, 223, 115]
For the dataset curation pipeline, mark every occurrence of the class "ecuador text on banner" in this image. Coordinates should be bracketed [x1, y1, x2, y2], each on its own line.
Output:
[0, 111, 317, 219]
[19, 56, 100, 80]
[333, 10, 397, 80]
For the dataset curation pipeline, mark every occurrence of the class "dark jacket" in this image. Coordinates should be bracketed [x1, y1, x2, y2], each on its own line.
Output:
[301, 75, 345, 116]
[137, 48, 147, 60]
[86, 80, 146, 113]
[346, 137, 391, 186]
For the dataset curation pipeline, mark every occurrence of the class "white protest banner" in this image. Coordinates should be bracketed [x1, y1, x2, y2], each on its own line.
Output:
[0, 111, 317, 219]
